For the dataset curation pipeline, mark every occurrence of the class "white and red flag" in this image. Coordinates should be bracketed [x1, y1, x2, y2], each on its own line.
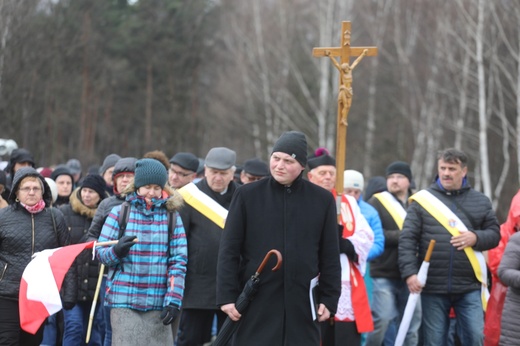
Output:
[19, 241, 95, 334]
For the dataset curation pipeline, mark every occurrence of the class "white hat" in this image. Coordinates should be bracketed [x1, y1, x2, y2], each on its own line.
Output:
[343, 170, 364, 190]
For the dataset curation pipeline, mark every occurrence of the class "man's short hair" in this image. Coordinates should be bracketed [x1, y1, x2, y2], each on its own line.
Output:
[437, 148, 468, 168]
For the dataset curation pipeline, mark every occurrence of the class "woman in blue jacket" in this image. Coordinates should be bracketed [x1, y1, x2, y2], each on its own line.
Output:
[96, 158, 187, 345]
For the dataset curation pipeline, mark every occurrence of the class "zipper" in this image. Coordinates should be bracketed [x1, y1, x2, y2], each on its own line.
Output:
[31, 214, 35, 255]
[447, 245, 454, 292]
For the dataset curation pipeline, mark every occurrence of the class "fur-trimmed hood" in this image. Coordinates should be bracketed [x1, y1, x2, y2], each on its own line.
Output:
[68, 187, 99, 219]
[120, 181, 184, 212]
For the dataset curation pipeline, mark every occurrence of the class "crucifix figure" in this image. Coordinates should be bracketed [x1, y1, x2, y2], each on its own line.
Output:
[326, 48, 368, 126]
[313, 21, 377, 194]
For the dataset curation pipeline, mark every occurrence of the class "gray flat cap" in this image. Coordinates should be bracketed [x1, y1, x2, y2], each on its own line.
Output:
[205, 147, 236, 170]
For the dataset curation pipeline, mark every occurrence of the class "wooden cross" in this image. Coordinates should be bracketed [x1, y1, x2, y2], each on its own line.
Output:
[313, 21, 377, 195]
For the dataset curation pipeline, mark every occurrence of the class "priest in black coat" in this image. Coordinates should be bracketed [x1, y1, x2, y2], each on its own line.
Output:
[217, 131, 341, 346]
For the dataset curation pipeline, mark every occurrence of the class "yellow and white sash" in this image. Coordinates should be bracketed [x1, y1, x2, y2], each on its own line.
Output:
[410, 189, 489, 311]
[373, 191, 407, 230]
[178, 182, 228, 229]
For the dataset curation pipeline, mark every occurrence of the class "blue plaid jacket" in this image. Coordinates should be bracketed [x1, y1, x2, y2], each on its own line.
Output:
[97, 192, 187, 310]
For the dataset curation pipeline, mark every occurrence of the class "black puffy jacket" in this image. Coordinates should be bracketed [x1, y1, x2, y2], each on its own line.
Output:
[0, 167, 76, 304]
[399, 181, 500, 294]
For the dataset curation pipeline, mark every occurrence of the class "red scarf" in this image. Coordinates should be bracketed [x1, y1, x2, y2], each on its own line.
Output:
[21, 199, 46, 214]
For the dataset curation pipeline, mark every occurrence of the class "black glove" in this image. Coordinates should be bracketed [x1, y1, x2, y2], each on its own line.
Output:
[113, 235, 137, 258]
[338, 225, 358, 263]
[160, 304, 180, 325]
[62, 302, 75, 310]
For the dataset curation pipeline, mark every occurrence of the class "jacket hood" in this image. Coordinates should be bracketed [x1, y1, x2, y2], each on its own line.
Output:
[120, 181, 184, 212]
[7, 148, 35, 177]
[8, 167, 52, 206]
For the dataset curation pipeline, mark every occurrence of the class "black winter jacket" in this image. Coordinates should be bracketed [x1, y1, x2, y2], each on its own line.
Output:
[180, 178, 238, 309]
[60, 188, 106, 302]
[399, 181, 500, 294]
[0, 167, 75, 304]
[368, 192, 408, 279]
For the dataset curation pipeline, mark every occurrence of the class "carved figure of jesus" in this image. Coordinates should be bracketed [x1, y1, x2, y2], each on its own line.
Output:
[326, 49, 368, 125]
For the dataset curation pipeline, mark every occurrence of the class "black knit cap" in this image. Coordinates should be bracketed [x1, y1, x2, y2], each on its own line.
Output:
[386, 161, 412, 182]
[134, 158, 168, 189]
[169, 152, 199, 172]
[81, 174, 108, 200]
[51, 165, 74, 183]
[271, 131, 308, 167]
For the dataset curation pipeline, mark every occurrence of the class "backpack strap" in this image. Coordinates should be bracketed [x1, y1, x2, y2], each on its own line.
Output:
[166, 211, 176, 256]
[118, 201, 131, 239]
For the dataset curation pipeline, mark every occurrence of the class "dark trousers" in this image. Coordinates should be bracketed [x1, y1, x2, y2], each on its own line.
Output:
[321, 320, 361, 346]
[0, 297, 44, 346]
[177, 308, 227, 346]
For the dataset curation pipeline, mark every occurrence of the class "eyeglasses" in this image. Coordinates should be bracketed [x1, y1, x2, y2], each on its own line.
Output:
[170, 169, 194, 178]
[19, 187, 42, 193]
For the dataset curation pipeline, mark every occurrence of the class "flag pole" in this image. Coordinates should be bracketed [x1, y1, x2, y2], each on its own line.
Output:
[94, 239, 139, 247]
[85, 264, 105, 343]
[84, 239, 138, 341]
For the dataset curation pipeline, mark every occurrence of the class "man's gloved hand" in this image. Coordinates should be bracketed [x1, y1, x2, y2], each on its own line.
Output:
[338, 225, 358, 263]
[113, 235, 137, 258]
[160, 304, 180, 325]
[62, 302, 75, 310]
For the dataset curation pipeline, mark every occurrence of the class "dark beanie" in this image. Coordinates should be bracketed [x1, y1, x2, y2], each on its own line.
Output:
[51, 165, 74, 183]
[386, 161, 412, 182]
[134, 158, 168, 189]
[81, 174, 107, 200]
[271, 131, 308, 167]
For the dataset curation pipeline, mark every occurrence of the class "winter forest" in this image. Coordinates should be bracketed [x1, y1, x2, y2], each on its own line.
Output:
[1, 0, 519, 220]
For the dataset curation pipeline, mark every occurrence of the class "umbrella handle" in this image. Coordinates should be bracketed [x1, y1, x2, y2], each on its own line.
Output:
[255, 249, 282, 275]
[424, 239, 436, 262]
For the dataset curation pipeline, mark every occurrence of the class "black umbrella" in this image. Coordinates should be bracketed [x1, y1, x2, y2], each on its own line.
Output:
[213, 249, 283, 346]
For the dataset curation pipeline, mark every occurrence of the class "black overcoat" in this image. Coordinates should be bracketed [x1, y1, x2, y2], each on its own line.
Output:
[217, 175, 341, 346]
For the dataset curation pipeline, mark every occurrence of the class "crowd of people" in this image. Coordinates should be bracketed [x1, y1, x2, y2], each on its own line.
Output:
[0, 134, 517, 346]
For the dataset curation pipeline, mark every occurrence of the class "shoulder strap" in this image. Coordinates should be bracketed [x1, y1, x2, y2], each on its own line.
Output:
[49, 207, 59, 243]
[118, 201, 131, 239]
[166, 210, 176, 255]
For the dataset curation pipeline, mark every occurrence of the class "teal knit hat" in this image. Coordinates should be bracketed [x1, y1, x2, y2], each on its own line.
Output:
[134, 158, 168, 189]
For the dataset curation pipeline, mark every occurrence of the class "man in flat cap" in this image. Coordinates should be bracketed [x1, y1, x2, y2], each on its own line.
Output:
[177, 147, 238, 346]
[240, 158, 269, 184]
[168, 152, 199, 189]
[217, 131, 341, 346]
